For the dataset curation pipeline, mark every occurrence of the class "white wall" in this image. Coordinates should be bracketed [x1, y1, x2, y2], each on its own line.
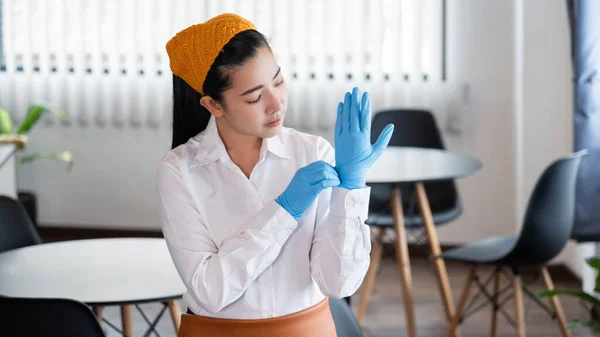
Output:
[436, 0, 519, 243]
[519, 0, 595, 281]
[9, 0, 592, 278]
[16, 126, 172, 231]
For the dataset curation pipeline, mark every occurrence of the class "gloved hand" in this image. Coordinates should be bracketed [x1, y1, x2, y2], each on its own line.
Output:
[276, 161, 341, 219]
[334, 87, 394, 189]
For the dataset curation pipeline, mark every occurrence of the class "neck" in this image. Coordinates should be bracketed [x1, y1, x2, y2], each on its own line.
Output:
[215, 117, 262, 154]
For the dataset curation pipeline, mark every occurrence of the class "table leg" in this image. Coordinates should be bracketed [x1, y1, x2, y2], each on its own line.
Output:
[391, 187, 417, 337]
[168, 300, 182, 331]
[415, 182, 460, 337]
[513, 274, 526, 337]
[120, 305, 134, 337]
[92, 306, 103, 324]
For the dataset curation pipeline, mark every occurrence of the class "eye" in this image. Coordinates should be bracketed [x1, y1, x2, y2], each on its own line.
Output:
[248, 95, 261, 105]
[274, 79, 285, 87]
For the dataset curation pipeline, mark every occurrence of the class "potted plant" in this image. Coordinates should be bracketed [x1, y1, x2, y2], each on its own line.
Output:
[0, 104, 73, 226]
[538, 257, 600, 332]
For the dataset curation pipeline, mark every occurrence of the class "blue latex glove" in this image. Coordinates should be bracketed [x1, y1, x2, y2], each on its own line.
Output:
[334, 87, 394, 190]
[276, 161, 341, 219]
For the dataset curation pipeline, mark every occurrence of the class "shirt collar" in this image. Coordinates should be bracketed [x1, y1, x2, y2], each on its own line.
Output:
[263, 132, 291, 160]
[191, 115, 290, 167]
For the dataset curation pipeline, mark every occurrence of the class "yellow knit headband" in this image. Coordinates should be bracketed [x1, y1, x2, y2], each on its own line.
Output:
[166, 13, 257, 95]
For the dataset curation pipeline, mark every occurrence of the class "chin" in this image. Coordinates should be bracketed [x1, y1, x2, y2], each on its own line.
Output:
[261, 125, 282, 138]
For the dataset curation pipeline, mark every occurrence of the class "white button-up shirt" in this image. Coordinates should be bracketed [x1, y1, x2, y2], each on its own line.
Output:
[156, 116, 371, 319]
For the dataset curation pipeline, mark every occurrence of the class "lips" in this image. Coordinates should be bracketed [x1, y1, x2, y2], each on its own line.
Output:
[265, 118, 281, 127]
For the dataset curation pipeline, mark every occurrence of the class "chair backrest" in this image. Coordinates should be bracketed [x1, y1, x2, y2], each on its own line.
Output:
[329, 298, 364, 337]
[0, 296, 105, 337]
[503, 150, 587, 266]
[0, 195, 42, 253]
[371, 109, 445, 149]
[369, 109, 460, 216]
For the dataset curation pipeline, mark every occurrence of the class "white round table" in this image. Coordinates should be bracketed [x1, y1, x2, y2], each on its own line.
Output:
[358, 147, 482, 337]
[0, 238, 186, 337]
[366, 147, 482, 183]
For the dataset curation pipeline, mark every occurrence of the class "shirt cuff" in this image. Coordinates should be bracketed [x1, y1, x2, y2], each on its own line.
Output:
[260, 200, 299, 245]
[330, 186, 371, 219]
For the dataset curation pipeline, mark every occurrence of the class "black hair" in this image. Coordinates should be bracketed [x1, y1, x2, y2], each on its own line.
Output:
[171, 29, 270, 149]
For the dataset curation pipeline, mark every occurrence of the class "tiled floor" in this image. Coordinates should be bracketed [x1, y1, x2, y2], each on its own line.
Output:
[98, 257, 594, 337]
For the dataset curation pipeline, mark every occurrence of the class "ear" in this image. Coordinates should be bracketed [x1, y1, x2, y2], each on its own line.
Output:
[199, 96, 225, 118]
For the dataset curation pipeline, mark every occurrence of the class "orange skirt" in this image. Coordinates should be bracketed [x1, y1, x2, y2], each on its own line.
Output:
[178, 297, 337, 337]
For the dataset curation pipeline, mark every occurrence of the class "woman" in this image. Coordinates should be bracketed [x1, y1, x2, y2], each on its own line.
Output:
[157, 13, 394, 336]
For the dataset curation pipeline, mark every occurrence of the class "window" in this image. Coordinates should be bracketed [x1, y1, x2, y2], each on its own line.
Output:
[0, 0, 446, 132]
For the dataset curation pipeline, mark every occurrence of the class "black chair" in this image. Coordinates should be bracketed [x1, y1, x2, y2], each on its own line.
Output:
[0, 296, 105, 337]
[329, 298, 364, 337]
[0, 195, 42, 253]
[440, 150, 586, 337]
[366, 109, 462, 230]
[356, 109, 462, 322]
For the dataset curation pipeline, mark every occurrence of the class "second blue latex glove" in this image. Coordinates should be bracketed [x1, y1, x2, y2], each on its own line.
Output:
[334, 87, 394, 190]
[276, 161, 341, 219]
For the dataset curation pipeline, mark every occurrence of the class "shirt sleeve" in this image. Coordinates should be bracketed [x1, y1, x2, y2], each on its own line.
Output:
[156, 160, 298, 314]
[309, 138, 372, 298]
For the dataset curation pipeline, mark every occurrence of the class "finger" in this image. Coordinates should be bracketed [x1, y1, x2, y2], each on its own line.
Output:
[310, 177, 341, 192]
[370, 124, 395, 162]
[360, 91, 371, 132]
[343, 92, 351, 133]
[305, 160, 330, 174]
[335, 102, 343, 137]
[320, 162, 339, 180]
[302, 161, 335, 180]
[350, 87, 361, 132]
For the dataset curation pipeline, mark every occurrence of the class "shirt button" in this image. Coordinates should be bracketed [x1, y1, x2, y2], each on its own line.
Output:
[345, 199, 354, 208]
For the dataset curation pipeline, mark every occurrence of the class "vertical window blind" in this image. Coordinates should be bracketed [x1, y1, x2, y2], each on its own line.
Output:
[0, 0, 446, 132]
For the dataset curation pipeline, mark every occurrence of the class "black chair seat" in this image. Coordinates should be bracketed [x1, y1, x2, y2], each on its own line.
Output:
[0, 195, 41, 253]
[439, 236, 518, 264]
[329, 298, 364, 337]
[0, 297, 105, 337]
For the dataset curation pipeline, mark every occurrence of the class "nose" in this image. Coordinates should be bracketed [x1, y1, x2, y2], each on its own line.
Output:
[264, 89, 283, 115]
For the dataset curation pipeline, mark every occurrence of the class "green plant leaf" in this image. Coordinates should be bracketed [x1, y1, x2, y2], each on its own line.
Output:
[17, 151, 74, 171]
[567, 319, 600, 331]
[0, 107, 12, 134]
[16, 105, 44, 135]
[16, 104, 69, 135]
[587, 257, 600, 292]
[538, 289, 600, 312]
[587, 257, 600, 271]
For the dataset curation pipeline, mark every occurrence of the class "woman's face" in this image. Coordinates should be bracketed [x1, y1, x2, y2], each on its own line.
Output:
[219, 46, 288, 139]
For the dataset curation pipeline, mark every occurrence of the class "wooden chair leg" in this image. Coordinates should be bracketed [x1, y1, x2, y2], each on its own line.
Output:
[415, 183, 460, 337]
[168, 300, 182, 331]
[513, 274, 526, 337]
[446, 266, 477, 337]
[391, 187, 417, 337]
[541, 267, 571, 337]
[92, 306, 103, 325]
[491, 267, 501, 337]
[357, 227, 386, 323]
[120, 305, 134, 337]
